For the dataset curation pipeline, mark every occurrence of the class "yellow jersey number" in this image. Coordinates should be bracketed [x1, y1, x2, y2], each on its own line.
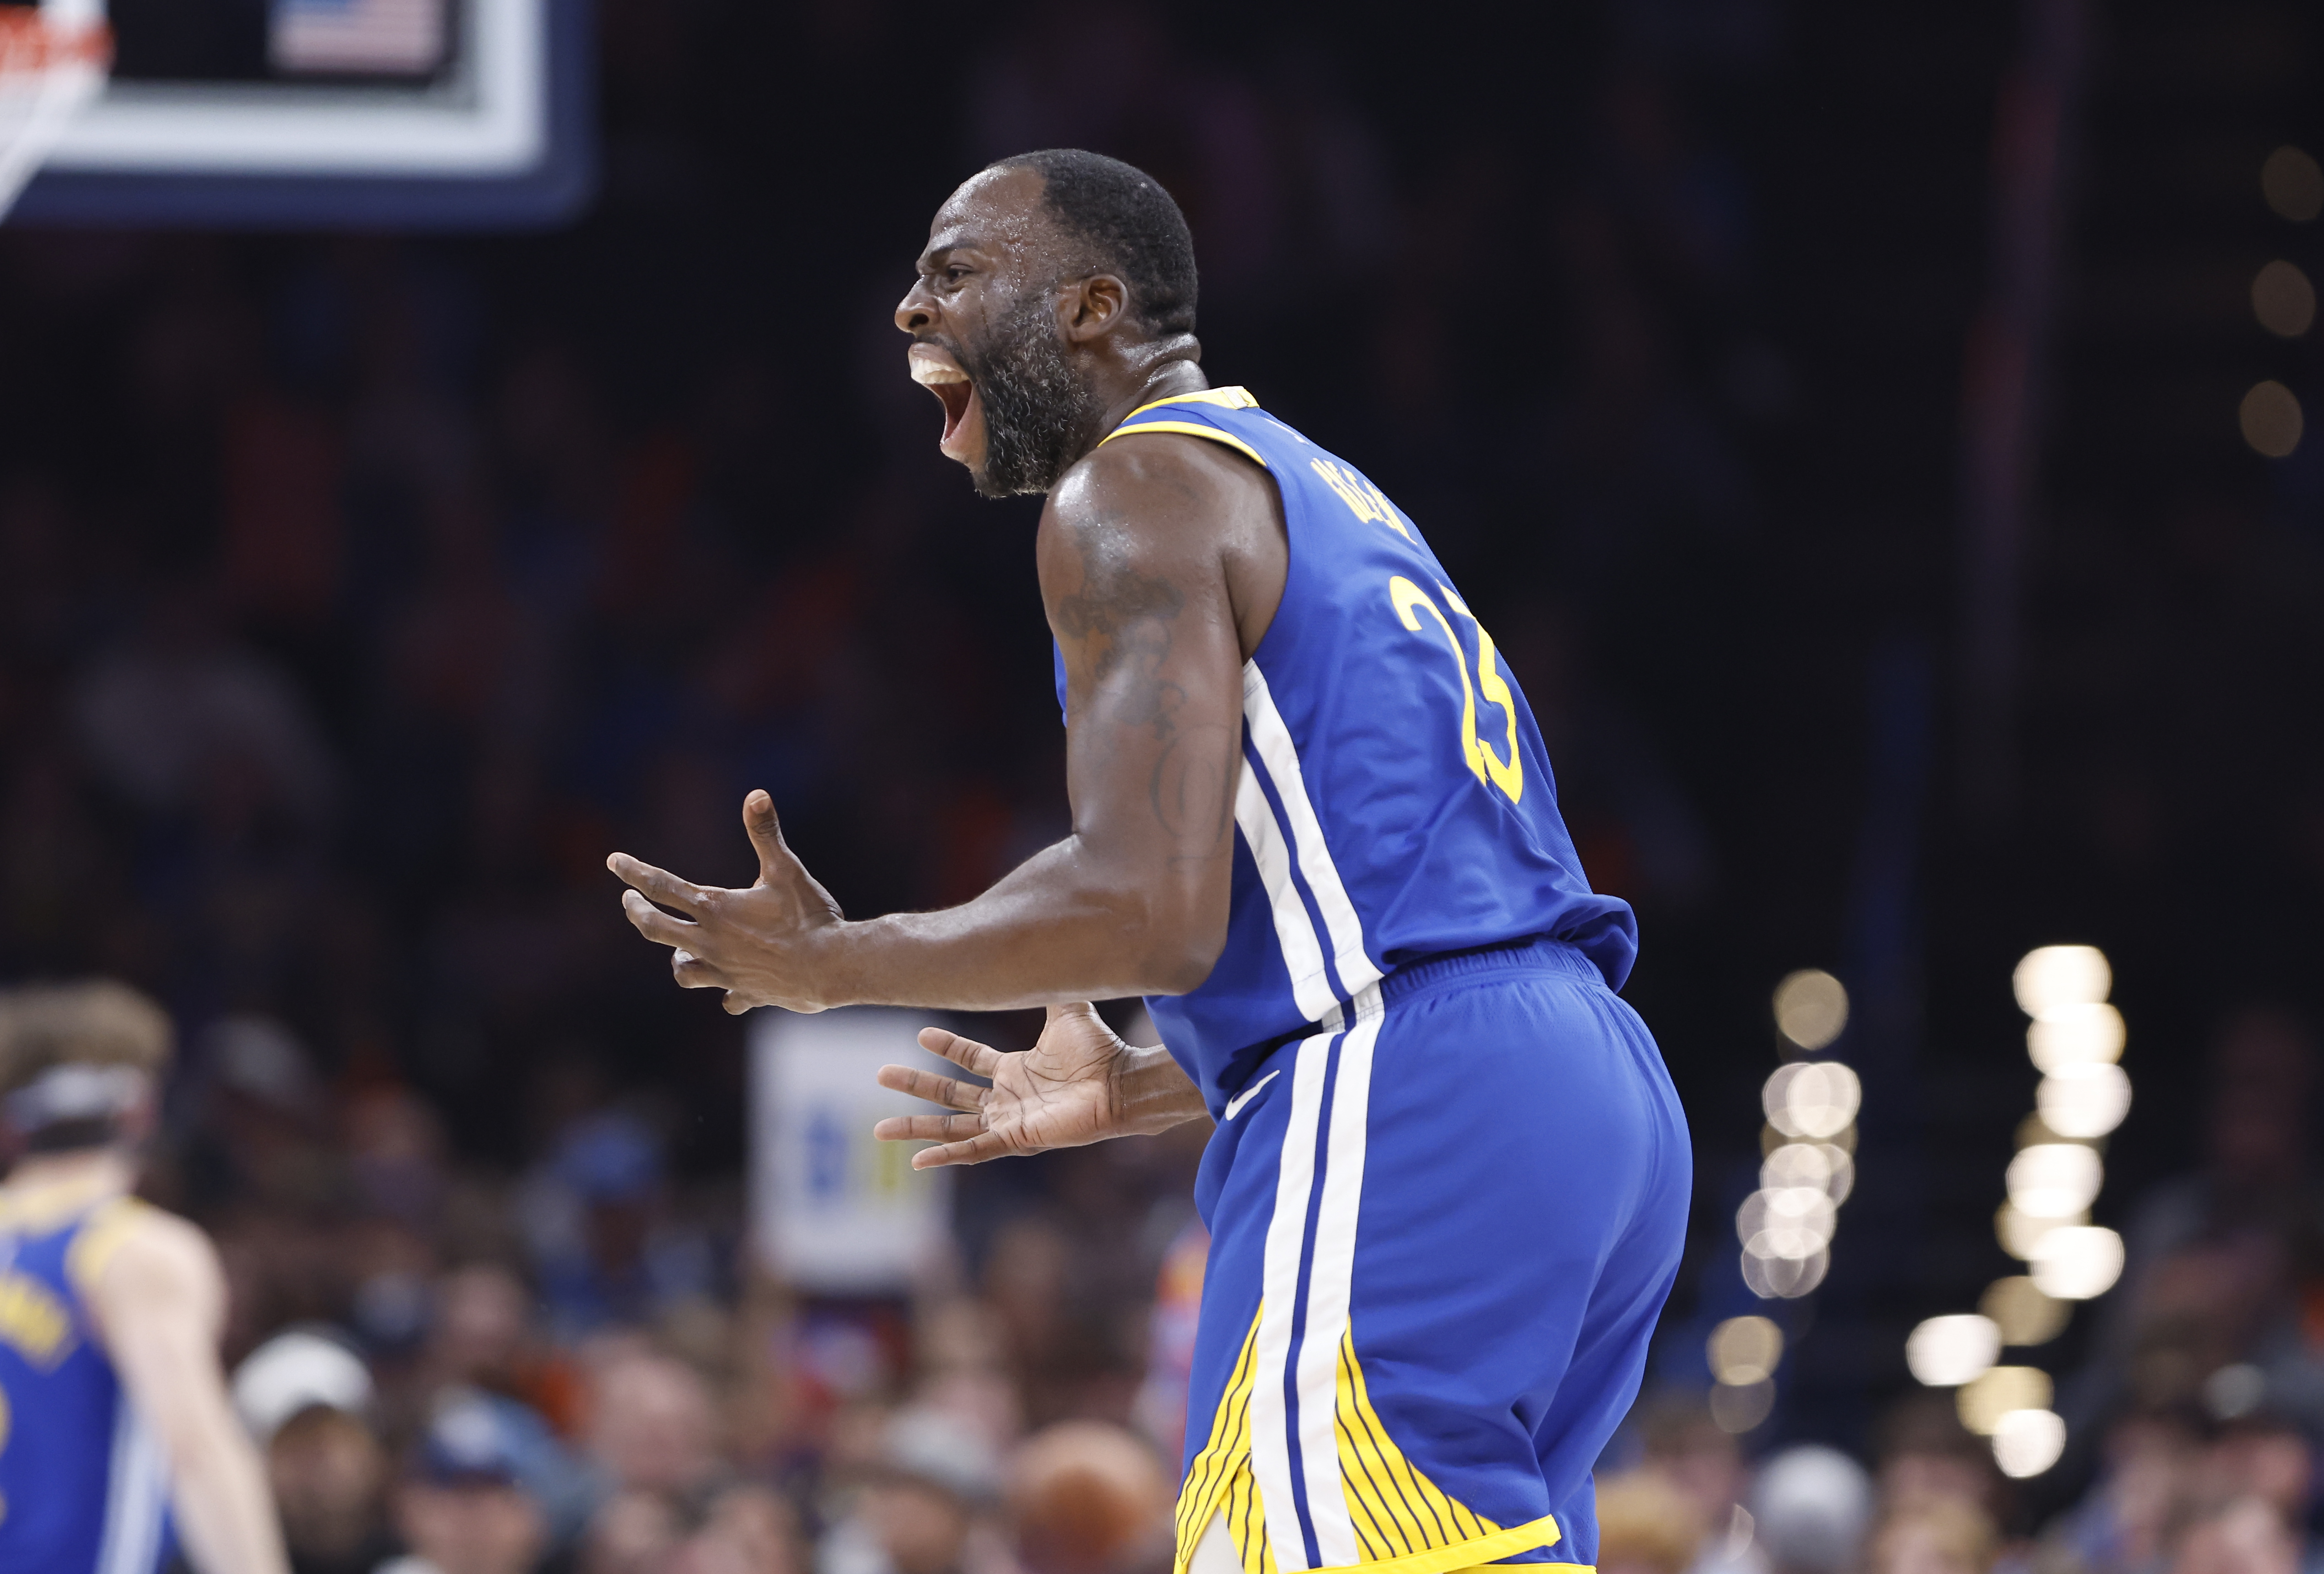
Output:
[1389, 576, 1524, 805]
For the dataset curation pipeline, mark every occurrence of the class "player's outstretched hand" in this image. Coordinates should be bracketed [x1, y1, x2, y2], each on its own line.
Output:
[873, 1003, 1148, 1168]
[607, 790, 846, 1015]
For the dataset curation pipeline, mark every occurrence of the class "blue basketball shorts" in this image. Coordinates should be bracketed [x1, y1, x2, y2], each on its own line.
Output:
[1173, 938, 1690, 1574]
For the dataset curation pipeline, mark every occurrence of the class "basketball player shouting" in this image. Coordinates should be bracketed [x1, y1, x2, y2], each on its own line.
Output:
[610, 151, 1689, 1574]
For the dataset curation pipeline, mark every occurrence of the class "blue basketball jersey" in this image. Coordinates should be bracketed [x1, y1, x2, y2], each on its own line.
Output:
[0, 1189, 176, 1574]
[1055, 388, 1637, 1111]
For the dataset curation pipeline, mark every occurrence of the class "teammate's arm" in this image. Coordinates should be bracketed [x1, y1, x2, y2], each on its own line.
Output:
[609, 434, 1262, 1016]
[87, 1213, 292, 1574]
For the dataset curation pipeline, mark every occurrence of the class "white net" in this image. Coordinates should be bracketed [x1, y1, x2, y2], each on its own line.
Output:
[0, 0, 108, 220]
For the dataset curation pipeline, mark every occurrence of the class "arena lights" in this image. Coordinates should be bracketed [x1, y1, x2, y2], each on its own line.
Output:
[2254, 260, 2317, 339]
[1904, 1314, 1999, 1388]
[1979, 1276, 2069, 1347]
[1706, 1315, 1783, 1433]
[2030, 1225, 2125, 1301]
[1906, 946, 2131, 1480]
[1990, 1408, 2067, 1479]
[2242, 381, 2304, 458]
[1740, 974, 1858, 1301]
[1957, 1365, 2050, 1435]
[2263, 145, 2324, 223]
[1772, 969, 1849, 1051]
[2006, 1143, 2102, 1219]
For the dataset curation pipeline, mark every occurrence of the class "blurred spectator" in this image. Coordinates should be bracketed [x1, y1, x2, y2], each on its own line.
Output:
[234, 1330, 396, 1574]
[820, 1407, 1001, 1574]
[1862, 1502, 1997, 1574]
[385, 1395, 554, 1574]
[1005, 1422, 1171, 1574]
[422, 1264, 588, 1437]
[1872, 1395, 2004, 1520]
[586, 1349, 727, 1500]
[519, 1112, 718, 1338]
[1597, 1470, 1710, 1574]
[2171, 1500, 2300, 1574]
[1632, 1393, 1765, 1574]
[2044, 1410, 2205, 1574]
[1750, 1446, 1872, 1574]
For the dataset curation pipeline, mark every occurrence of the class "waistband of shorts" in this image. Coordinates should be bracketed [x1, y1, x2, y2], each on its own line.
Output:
[1375, 934, 1605, 1007]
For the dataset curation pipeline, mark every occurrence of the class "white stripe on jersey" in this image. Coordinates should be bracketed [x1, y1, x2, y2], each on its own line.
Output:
[1240, 665, 1386, 1004]
[97, 1396, 169, 1574]
[1290, 983, 1385, 1570]
[1248, 1019, 1334, 1574]
[1231, 739, 1338, 1026]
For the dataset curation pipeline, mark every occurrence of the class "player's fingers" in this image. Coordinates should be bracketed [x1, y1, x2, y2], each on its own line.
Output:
[909, 1131, 1023, 1169]
[622, 889, 699, 947]
[917, 1026, 1003, 1077]
[876, 1064, 988, 1112]
[672, 950, 724, 989]
[742, 790, 788, 883]
[607, 853, 710, 914]
[872, 1112, 989, 1142]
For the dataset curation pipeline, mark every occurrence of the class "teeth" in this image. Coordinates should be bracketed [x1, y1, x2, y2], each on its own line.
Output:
[910, 357, 970, 386]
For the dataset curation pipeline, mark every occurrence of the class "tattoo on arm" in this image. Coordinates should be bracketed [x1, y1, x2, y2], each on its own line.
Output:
[1053, 511, 1189, 738]
[1053, 510, 1234, 857]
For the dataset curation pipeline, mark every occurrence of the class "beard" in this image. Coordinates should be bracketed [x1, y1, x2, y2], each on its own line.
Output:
[954, 288, 1106, 498]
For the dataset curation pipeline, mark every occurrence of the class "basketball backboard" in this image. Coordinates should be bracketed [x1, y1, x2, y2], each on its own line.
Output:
[13, 0, 590, 228]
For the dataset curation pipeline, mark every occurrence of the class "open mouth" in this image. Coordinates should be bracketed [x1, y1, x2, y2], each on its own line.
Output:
[909, 344, 982, 459]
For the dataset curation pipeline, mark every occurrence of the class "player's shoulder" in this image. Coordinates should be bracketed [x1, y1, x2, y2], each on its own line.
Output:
[1045, 420, 1275, 559]
[69, 1195, 218, 1301]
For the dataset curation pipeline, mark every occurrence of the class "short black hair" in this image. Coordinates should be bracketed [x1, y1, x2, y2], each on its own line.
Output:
[986, 149, 1198, 336]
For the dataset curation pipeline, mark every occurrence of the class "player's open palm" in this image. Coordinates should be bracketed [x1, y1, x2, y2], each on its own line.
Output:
[874, 1002, 1132, 1168]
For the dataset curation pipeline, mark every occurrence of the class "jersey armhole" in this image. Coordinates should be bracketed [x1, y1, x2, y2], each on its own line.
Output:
[64, 1197, 150, 1296]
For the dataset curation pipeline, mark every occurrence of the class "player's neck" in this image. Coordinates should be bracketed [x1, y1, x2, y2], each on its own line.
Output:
[4, 1145, 135, 1204]
[1094, 343, 1208, 438]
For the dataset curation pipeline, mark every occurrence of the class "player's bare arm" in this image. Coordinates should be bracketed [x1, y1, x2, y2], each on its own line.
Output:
[90, 1210, 291, 1574]
[607, 433, 1272, 1014]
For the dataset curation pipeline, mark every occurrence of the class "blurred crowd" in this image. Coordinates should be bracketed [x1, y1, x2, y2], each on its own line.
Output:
[1596, 1389, 2321, 1574]
[145, 1010, 1207, 1574]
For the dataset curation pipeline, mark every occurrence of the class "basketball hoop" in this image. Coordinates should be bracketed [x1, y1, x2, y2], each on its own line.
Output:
[0, 0, 109, 221]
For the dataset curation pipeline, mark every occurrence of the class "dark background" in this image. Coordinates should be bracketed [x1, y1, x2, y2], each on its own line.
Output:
[3, 0, 2321, 1508]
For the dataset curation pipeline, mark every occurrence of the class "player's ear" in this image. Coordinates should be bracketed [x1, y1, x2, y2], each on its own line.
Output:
[1062, 273, 1128, 341]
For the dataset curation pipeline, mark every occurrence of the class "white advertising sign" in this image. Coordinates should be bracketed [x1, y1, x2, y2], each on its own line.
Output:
[751, 1007, 954, 1293]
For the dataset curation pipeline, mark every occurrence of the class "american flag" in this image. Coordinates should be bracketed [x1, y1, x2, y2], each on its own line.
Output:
[271, 0, 448, 77]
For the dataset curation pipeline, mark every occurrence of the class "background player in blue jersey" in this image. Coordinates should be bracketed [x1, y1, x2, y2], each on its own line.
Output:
[610, 151, 1689, 1574]
[0, 982, 290, 1574]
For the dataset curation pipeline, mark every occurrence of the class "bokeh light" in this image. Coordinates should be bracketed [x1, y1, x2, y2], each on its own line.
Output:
[2036, 1061, 2132, 1139]
[2026, 1001, 2124, 1071]
[1990, 1408, 2067, 1478]
[2030, 1225, 2126, 1300]
[1761, 1141, 1856, 1205]
[1980, 1276, 2070, 1347]
[1742, 1249, 1829, 1300]
[2011, 946, 2111, 1018]
[1957, 1366, 2052, 1435]
[1904, 1314, 2000, 1387]
[1996, 1201, 2083, 1261]
[1772, 969, 1849, 1050]
[2254, 260, 2318, 338]
[2006, 1143, 2104, 1219]
[2263, 145, 2324, 222]
[1762, 1061, 1861, 1139]
[1708, 1315, 1785, 1386]
[1738, 1187, 1837, 1261]
[2241, 380, 2305, 458]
